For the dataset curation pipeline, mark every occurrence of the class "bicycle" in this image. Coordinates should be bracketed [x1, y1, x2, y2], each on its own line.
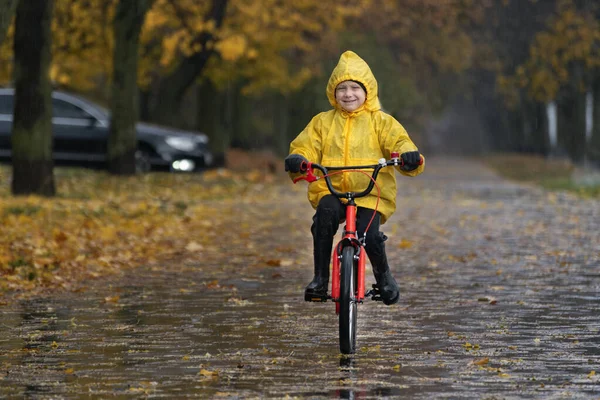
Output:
[293, 152, 422, 354]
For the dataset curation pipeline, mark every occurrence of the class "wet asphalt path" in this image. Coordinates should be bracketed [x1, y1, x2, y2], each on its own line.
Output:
[1, 157, 599, 399]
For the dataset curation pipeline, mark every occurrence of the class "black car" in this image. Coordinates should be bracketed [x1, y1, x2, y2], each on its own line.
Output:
[0, 88, 213, 172]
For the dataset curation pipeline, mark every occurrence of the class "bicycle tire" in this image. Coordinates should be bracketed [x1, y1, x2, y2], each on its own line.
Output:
[339, 245, 358, 354]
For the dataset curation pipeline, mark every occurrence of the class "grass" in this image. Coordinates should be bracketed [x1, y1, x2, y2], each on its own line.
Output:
[483, 153, 600, 198]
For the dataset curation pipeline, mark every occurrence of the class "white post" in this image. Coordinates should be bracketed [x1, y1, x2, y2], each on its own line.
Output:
[547, 101, 557, 150]
[586, 90, 593, 143]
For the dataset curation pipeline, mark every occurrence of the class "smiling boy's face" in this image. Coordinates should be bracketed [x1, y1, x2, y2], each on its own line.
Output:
[335, 80, 366, 112]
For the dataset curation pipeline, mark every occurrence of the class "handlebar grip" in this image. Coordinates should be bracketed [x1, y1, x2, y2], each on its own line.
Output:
[391, 152, 423, 167]
[401, 154, 424, 166]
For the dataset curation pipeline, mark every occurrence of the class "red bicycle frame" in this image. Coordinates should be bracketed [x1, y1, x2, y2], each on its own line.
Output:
[331, 203, 366, 305]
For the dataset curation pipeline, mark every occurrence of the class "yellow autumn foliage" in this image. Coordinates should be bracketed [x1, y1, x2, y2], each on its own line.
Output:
[141, 0, 371, 94]
[216, 35, 248, 62]
[0, 0, 114, 89]
[499, 0, 600, 103]
[1, 0, 365, 93]
[347, 0, 486, 81]
[0, 0, 485, 98]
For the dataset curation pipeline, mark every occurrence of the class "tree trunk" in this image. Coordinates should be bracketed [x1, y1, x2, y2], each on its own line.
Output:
[230, 83, 251, 149]
[108, 0, 154, 175]
[556, 88, 587, 163]
[523, 100, 550, 155]
[510, 106, 525, 152]
[274, 93, 290, 156]
[0, 0, 18, 45]
[589, 77, 600, 166]
[149, 0, 228, 128]
[196, 79, 228, 166]
[11, 0, 55, 196]
[496, 106, 522, 153]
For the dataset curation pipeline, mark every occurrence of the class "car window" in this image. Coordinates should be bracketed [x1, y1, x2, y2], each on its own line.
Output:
[52, 98, 93, 119]
[0, 94, 13, 115]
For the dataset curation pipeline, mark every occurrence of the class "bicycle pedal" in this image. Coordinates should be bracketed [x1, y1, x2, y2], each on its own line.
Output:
[367, 285, 384, 301]
[304, 293, 329, 302]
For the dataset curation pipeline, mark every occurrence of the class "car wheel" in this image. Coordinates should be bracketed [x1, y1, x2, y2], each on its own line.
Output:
[135, 149, 151, 174]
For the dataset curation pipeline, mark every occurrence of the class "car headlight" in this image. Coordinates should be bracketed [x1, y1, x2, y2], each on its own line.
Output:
[195, 134, 209, 144]
[165, 136, 197, 152]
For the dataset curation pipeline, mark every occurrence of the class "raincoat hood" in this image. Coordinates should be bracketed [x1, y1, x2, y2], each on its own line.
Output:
[326, 51, 381, 112]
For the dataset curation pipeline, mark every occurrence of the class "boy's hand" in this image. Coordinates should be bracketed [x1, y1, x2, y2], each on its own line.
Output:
[400, 151, 422, 171]
[285, 154, 309, 173]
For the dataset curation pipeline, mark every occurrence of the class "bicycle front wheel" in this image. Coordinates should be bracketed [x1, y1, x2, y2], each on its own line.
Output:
[339, 245, 358, 354]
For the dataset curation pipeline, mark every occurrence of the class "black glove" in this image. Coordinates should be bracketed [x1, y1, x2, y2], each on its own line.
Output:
[284, 154, 308, 173]
[400, 151, 421, 171]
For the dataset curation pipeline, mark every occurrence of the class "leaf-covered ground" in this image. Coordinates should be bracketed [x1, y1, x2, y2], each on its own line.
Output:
[2, 153, 595, 302]
[0, 164, 282, 300]
[1, 156, 599, 398]
[0, 157, 600, 399]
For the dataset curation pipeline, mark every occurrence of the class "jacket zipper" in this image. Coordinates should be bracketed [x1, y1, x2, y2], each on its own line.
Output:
[342, 116, 352, 193]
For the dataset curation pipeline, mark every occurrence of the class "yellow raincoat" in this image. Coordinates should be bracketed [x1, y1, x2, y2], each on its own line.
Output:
[288, 51, 424, 224]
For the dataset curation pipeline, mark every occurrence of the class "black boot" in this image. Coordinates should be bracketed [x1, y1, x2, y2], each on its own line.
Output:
[305, 196, 341, 301]
[374, 269, 399, 305]
[366, 231, 399, 305]
[304, 229, 332, 301]
[304, 264, 329, 301]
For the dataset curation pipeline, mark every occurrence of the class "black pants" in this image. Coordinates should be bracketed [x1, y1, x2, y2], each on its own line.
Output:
[311, 195, 389, 276]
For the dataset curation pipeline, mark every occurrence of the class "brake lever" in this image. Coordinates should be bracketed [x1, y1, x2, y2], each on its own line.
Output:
[292, 162, 319, 183]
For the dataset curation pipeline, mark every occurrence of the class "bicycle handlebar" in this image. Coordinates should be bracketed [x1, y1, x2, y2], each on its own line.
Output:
[292, 153, 423, 200]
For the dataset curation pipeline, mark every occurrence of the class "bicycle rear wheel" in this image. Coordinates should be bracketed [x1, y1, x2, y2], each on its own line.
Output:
[339, 245, 357, 354]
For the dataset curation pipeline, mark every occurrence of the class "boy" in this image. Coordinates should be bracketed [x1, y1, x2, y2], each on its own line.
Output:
[285, 51, 424, 305]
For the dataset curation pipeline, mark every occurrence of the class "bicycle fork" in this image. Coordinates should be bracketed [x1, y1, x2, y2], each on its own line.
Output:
[331, 203, 367, 313]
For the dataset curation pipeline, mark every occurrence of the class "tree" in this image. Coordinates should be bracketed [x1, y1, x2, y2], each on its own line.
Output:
[50, 0, 113, 92]
[0, 1, 115, 89]
[498, 0, 600, 161]
[139, 0, 228, 127]
[0, 0, 18, 45]
[591, 76, 600, 164]
[108, 0, 155, 175]
[465, 0, 558, 156]
[139, 0, 370, 126]
[11, 0, 55, 196]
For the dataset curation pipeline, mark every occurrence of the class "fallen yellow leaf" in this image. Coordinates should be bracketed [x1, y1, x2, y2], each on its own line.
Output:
[104, 295, 120, 304]
[199, 369, 218, 377]
[185, 241, 204, 252]
[398, 239, 413, 249]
